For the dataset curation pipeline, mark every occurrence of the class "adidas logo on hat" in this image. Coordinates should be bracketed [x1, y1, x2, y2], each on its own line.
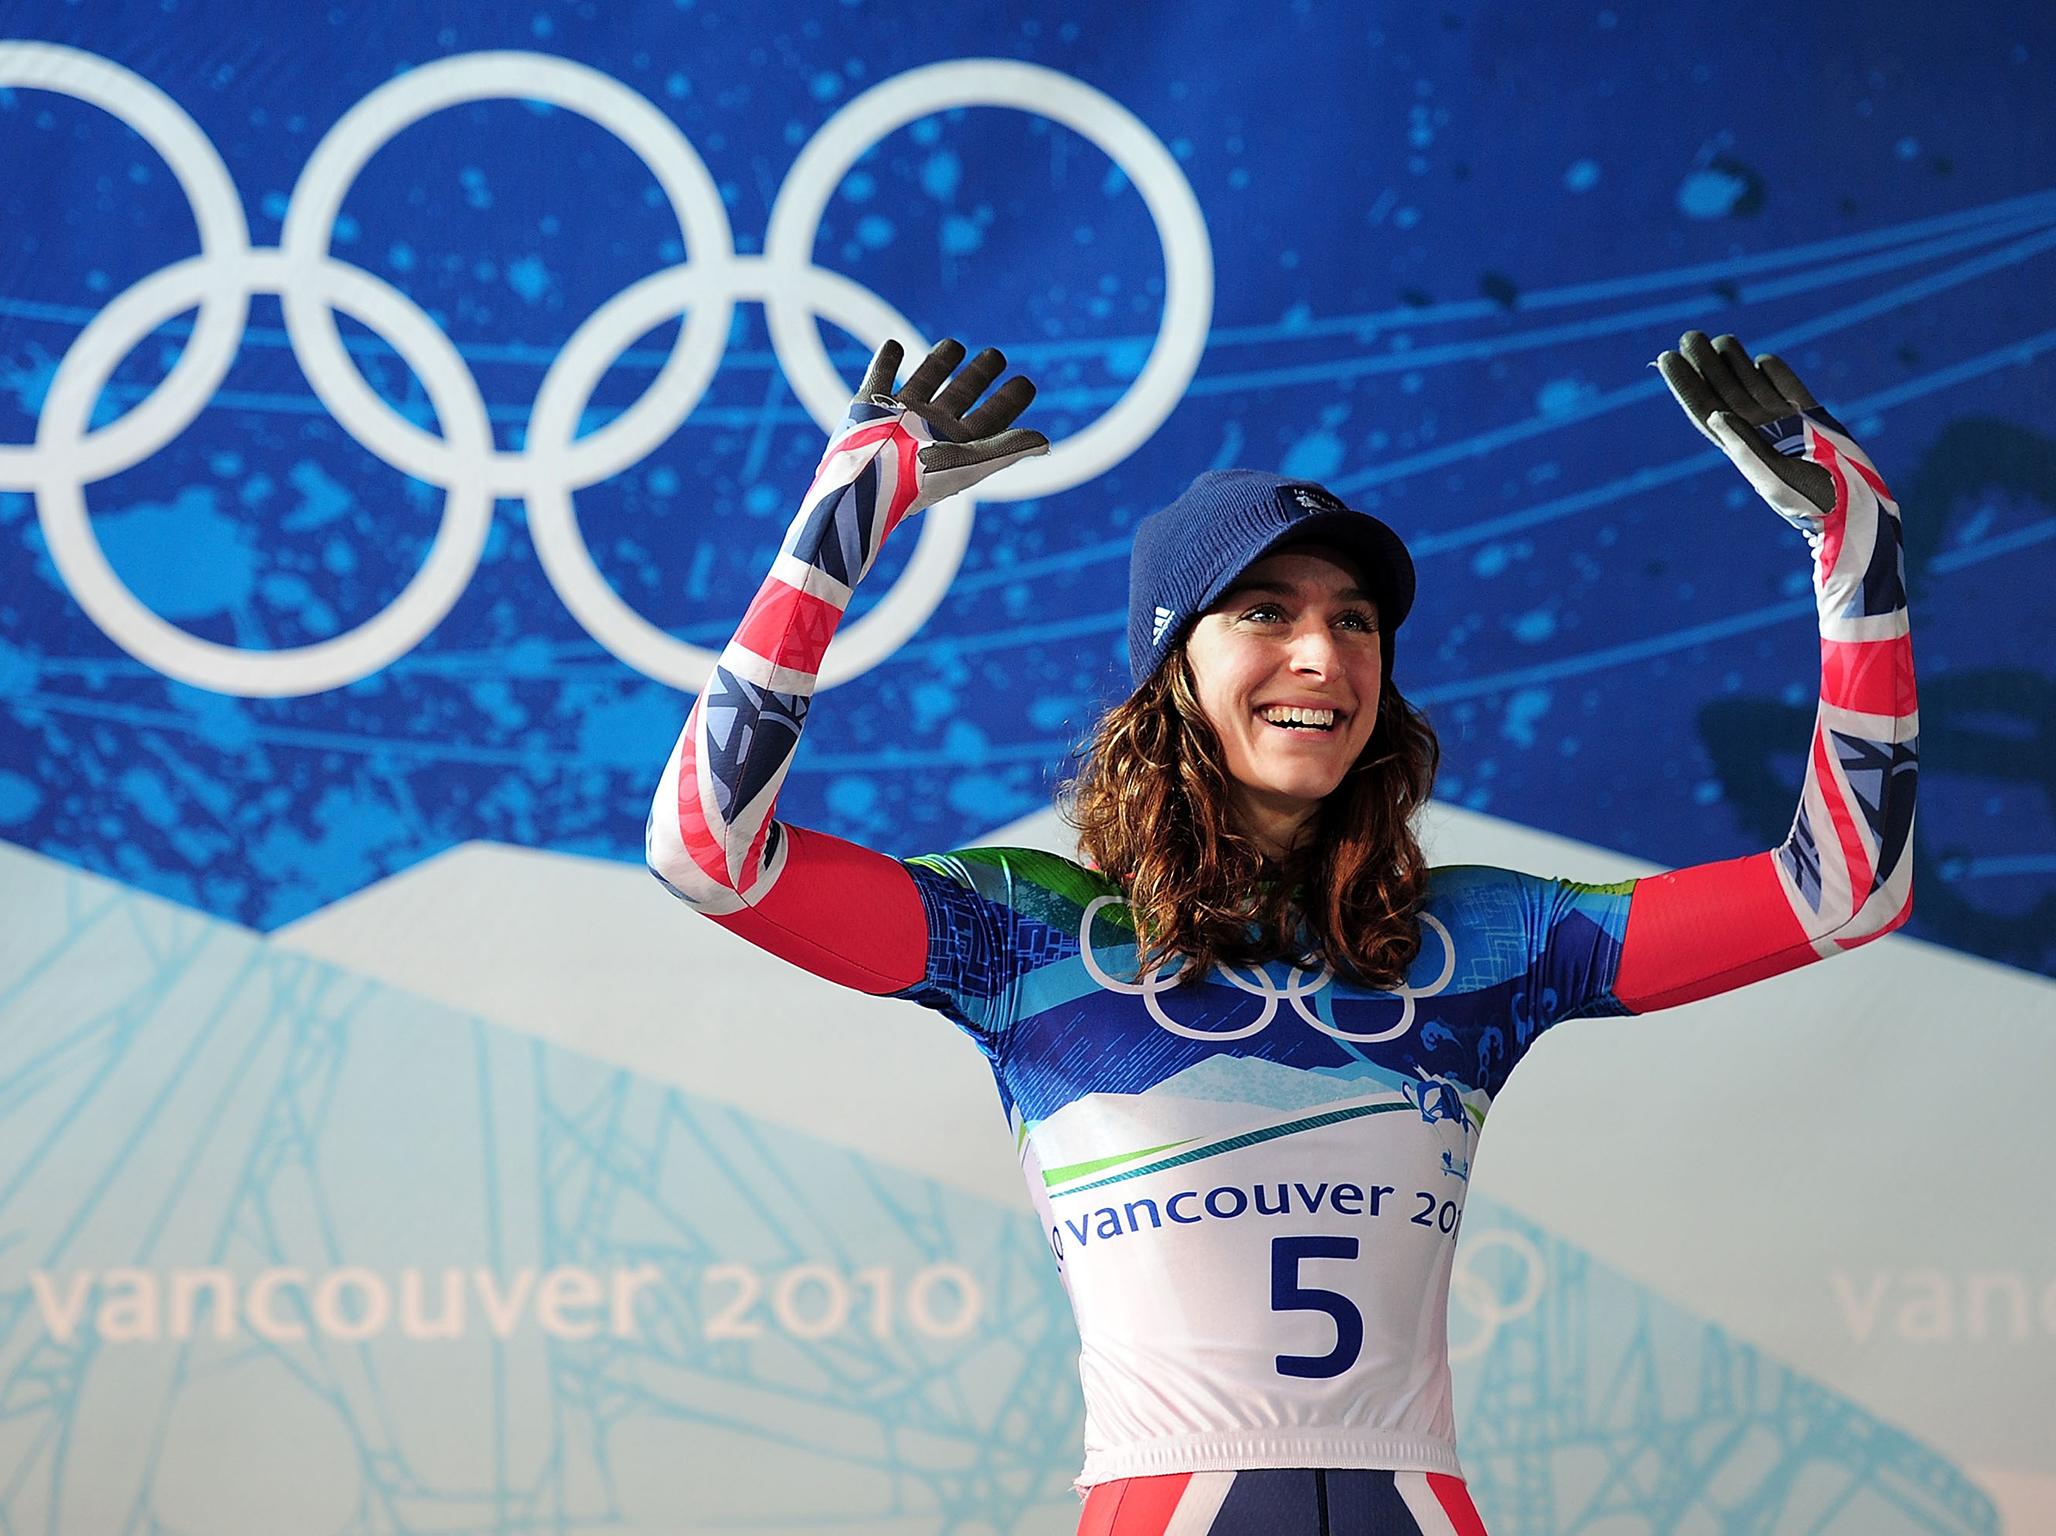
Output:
[1151, 605, 1176, 645]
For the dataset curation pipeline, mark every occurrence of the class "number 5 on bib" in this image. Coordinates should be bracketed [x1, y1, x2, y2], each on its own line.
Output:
[1271, 1235, 1364, 1379]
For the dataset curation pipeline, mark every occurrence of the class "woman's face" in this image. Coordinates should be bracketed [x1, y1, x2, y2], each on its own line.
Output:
[1183, 546, 1382, 839]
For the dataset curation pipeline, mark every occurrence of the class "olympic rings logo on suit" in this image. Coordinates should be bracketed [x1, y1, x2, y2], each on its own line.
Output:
[0, 43, 1214, 698]
[1077, 894, 1458, 1044]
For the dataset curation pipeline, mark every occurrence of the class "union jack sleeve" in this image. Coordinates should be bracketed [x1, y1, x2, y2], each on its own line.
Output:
[643, 399, 938, 992]
[1611, 411, 1917, 1012]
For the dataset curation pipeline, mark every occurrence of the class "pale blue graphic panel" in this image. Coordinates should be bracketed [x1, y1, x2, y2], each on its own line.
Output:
[0, 849, 2003, 1534]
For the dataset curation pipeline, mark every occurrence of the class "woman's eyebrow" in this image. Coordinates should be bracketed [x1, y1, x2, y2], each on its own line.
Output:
[1217, 579, 1376, 605]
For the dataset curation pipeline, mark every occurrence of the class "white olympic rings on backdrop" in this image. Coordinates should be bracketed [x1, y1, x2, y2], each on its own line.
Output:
[1078, 894, 1456, 1044]
[0, 43, 1214, 697]
[1446, 1229, 1547, 1362]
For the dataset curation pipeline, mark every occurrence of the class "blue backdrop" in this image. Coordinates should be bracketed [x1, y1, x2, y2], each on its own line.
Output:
[4, 2, 2050, 969]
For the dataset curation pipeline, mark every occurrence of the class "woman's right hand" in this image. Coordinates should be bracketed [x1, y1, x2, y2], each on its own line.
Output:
[647, 335, 1045, 943]
[843, 338, 1049, 521]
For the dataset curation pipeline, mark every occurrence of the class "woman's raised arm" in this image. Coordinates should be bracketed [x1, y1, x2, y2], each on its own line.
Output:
[644, 339, 1046, 994]
[1609, 332, 1917, 1012]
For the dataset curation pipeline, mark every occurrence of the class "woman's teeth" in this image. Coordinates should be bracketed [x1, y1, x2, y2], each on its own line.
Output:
[1261, 706, 1337, 731]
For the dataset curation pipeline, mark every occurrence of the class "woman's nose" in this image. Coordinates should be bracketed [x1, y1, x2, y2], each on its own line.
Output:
[1287, 625, 1339, 674]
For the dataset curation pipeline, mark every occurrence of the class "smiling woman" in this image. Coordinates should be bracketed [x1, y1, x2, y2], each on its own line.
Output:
[1190, 549, 1386, 833]
[646, 332, 1918, 1535]
[1066, 476, 1442, 994]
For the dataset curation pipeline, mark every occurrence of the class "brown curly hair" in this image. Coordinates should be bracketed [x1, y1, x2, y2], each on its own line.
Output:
[1063, 648, 1440, 986]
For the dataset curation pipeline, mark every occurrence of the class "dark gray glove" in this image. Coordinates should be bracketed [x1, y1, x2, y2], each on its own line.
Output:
[854, 338, 1049, 514]
[1656, 330, 1845, 534]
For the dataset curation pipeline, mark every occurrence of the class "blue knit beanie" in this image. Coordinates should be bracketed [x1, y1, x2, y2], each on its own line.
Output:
[1127, 470, 1416, 685]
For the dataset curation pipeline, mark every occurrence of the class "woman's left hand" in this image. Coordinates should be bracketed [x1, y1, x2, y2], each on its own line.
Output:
[1655, 330, 1851, 542]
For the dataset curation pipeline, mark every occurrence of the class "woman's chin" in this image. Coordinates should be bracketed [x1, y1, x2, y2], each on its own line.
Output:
[1247, 767, 1349, 807]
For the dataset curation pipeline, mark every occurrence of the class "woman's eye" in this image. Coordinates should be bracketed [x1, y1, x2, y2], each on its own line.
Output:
[1336, 611, 1378, 632]
[1239, 604, 1285, 624]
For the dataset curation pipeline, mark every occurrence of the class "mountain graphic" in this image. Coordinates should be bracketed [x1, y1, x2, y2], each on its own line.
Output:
[1149, 1052, 1410, 1111]
[1026, 1054, 1417, 1182]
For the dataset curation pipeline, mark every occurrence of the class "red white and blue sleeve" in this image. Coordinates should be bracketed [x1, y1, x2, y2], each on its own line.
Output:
[643, 398, 935, 996]
[1605, 410, 1918, 1013]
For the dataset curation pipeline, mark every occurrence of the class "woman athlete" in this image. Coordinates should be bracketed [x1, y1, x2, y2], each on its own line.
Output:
[646, 331, 1916, 1536]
